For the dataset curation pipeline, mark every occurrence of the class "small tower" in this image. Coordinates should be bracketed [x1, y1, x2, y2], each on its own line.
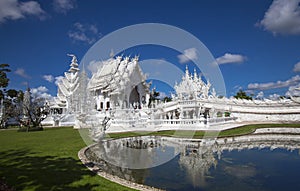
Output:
[193, 68, 198, 80]
[185, 65, 189, 79]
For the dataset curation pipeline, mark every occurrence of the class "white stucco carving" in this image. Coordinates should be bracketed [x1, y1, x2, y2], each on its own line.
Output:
[44, 54, 300, 131]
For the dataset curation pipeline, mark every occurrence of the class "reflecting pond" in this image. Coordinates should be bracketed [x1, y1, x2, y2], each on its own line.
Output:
[85, 134, 300, 191]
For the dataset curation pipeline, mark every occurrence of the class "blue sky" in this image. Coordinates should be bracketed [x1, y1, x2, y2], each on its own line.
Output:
[1, 0, 300, 99]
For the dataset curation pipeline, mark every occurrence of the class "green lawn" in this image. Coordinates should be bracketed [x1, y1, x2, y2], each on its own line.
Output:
[0, 127, 135, 191]
[2, 124, 300, 191]
[107, 123, 300, 139]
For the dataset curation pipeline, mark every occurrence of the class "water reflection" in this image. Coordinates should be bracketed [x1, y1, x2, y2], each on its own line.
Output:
[85, 134, 300, 190]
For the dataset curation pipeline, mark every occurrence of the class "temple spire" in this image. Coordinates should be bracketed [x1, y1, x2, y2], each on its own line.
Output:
[193, 68, 198, 80]
[67, 54, 79, 73]
[185, 65, 189, 78]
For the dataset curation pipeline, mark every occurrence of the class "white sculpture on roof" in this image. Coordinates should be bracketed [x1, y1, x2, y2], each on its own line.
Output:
[174, 66, 211, 99]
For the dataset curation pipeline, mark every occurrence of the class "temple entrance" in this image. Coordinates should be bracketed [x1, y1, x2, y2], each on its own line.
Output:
[129, 86, 140, 109]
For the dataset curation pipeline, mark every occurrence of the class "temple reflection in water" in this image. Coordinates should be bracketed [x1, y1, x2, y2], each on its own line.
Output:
[85, 133, 300, 189]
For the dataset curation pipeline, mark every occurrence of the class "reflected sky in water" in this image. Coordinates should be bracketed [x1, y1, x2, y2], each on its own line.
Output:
[86, 135, 300, 191]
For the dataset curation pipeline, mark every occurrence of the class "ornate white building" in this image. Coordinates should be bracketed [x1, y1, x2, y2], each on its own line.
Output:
[88, 56, 150, 111]
[44, 54, 300, 130]
[174, 66, 212, 100]
[55, 54, 79, 112]
[44, 54, 88, 126]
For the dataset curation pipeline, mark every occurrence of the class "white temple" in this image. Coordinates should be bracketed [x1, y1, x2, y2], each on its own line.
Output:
[88, 56, 150, 111]
[43, 54, 300, 130]
[55, 54, 80, 113]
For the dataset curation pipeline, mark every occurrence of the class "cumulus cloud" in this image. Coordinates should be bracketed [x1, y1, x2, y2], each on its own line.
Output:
[258, 0, 300, 35]
[157, 92, 168, 100]
[0, 0, 46, 23]
[68, 22, 102, 44]
[293, 62, 300, 72]
[53, 0, 76, 13]
[55, 76, 64, 85]
[15, 68, 31, 79]
[248, 75, 300, 90]
[43, 75, 54, 82]
[31, 86, 53, 100]
[177, 48, 198, 64]
[87, 60, 103, 74]
[216, 53, 247, 65]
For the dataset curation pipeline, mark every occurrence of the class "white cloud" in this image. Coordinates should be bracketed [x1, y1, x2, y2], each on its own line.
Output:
[43, 75, 54, 82]
[157, 92, 168, 99]
[15, 68, 31, 79]
[31, 86, 53, 100]
[216, 53, 247, 65]
[0, 0, 46, 23]
[53, 0, 76, 13]
[177, 48, 198, 64]
[31, 86, 48, 94]
[293, 62, 300, 72]
[89, 25, 98, 34]
[55, 76, 64, 85]
[87, 60, 102, 74]
[248, 75, 300, 90]
[68, 22, 102, 44]
[258, 0, 300, 35]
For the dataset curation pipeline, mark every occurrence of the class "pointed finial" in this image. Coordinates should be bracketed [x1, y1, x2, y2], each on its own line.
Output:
[25, 82, 30, 91]
[193, 68, 198, 79]
[134, 55, 139, 61]
[185, 65, 189, 78]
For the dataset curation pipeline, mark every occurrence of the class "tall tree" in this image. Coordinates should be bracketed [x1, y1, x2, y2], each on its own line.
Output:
[0, 64, 11, 100]
[234, 90, 253, 100]
[0, 64, 11, 127]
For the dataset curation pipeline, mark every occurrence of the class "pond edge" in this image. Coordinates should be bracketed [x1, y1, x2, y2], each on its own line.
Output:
[78, 145, 164, 191]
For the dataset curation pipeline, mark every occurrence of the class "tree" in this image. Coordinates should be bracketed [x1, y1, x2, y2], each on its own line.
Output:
[3, 90, 24, 128]
[234, 90, 253, 100]
[148, 89, 160, 107]
[0, 64, 10, 88]
[6, 89, 18, 98]
[162, 96, 172, 102]
[0, 64, 11, 128]
[6, 89, 49, 131]
[23, 97, 50, 128]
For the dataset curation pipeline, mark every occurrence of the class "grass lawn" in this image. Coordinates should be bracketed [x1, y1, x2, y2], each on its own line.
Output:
[2, 124, 300, 190]
[107, 123, 300, 139]
[0, 127, 135, 191]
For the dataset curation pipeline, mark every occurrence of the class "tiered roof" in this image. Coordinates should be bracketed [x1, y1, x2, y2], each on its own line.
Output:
[88, 56, 147, 94]
[55, 54, 80, 108]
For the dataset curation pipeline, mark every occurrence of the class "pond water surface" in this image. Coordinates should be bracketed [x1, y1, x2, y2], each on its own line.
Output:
[86, 135, 300, 191]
